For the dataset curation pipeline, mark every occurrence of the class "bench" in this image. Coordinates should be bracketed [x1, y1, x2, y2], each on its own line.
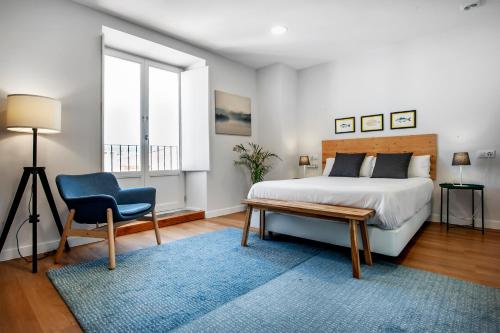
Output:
[240, 198, 375, 279]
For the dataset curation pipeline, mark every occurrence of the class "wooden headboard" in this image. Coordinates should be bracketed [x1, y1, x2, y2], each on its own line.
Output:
[322, 134, 437, 180]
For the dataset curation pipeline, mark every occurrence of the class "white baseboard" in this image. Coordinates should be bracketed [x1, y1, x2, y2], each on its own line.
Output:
[430, 213, 500, 229]
[0, 236, 101, 262]
[205, 204, 246, 218]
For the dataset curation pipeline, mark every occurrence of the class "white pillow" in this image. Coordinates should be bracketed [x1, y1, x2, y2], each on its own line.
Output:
[408, 155, 431, 178]
[323, 156, 374, 177]
[322, 158, 335, 176]
[359, 156, 375, 177]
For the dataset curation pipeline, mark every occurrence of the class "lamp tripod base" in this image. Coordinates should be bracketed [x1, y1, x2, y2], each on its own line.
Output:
[0, 167, 69, 273]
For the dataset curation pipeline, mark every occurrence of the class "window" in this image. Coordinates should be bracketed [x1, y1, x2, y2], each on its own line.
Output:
[148, 66, 179, 171]
[103, 51, 180, 175]
[103, 55, 142, 172]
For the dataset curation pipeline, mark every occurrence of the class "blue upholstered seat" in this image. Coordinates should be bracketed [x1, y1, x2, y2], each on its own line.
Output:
[56, 172, 156, 224]
[118, 203, 152, 216]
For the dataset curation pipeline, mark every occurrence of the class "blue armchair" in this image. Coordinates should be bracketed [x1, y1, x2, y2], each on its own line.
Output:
[54, 172, 161, 269]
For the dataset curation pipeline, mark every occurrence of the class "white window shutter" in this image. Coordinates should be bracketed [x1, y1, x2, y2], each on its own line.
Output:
[180, 66, 210, 171]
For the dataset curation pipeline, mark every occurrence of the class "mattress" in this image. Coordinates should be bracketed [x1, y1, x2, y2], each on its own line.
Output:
[248, 176, 434, 229]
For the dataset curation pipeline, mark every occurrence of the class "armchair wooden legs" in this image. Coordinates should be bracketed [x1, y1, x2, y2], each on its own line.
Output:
[106, 208, 116, 270]
[54, 208, 161, 270]
[152, 210, 161, 245]
[54, 209, 75, 264]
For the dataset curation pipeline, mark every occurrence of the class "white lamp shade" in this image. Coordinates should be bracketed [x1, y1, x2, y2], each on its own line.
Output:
[6, 94, 61, 133]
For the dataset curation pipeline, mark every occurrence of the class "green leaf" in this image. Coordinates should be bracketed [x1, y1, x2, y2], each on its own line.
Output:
[233, 142, 280, 185]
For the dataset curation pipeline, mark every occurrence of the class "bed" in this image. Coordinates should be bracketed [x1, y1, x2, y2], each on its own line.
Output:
[248, 134, 437, 257]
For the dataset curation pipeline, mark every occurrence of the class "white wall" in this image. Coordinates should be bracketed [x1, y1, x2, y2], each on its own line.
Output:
[0, 0, 257, 260]
[297, 19, 500, 228]
[257, 64, 298, 180]
[206, 58, 258, 216]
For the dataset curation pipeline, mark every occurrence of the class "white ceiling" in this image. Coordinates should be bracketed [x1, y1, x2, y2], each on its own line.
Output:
[74, 0, 500, 69]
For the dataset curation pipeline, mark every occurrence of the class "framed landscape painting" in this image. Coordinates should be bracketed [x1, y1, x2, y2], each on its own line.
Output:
[391, 110, 416, 129]
[215, 90, 251, 136]
[361, 114, 384, 132]
[335, 117, 355, 134]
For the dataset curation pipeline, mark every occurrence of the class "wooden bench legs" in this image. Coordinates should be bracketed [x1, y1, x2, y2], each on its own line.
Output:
[349, 220, 361, 279]
[349, 219, 373, 279]
[259, 210, 266, 240]
[240, 205, 373, 279]
[241, 206, 253, 246]
[241, 207, 267, 246]
[359, 220, 373, 266]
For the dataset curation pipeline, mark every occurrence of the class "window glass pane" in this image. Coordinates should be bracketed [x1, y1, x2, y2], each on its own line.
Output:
[103, 55, 141, 172]
[148, 66, 180, 171]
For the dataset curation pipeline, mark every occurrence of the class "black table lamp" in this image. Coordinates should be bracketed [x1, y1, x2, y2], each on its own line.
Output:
[0, 94, 68, 273]
[452, 152, 470, 186]
[299, 155, 310, 178]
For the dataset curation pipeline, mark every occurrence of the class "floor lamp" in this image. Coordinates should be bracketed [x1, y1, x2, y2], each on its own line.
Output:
[0, 94, 68, 273]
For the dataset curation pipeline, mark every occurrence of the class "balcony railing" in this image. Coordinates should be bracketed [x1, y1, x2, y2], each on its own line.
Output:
[149, 145, 178, 171]
[104, 144, 178, 172]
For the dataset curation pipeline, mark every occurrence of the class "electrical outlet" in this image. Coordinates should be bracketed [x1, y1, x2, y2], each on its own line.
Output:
[477, 149, 496, 159]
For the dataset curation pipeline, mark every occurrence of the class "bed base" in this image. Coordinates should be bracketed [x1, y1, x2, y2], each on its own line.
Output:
[250, 202, 432, 257]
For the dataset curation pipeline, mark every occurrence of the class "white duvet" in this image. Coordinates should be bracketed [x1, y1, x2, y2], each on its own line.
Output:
[247, 176, 434, 229]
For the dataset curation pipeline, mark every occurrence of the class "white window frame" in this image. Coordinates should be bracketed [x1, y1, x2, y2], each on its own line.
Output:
[102, 47, 182, 179]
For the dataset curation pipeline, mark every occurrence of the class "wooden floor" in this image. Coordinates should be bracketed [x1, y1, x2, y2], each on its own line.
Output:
[0, 212, 499, 332]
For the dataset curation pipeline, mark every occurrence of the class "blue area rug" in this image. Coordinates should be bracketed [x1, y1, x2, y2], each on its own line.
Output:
[47, 229, 319, 332]
[48, 228, 500, 333]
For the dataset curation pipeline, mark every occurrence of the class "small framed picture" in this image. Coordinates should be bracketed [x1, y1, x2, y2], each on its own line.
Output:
[361, 114, 384, 132]
[391, 110, 416, 129]
[335, 117, 355, 134]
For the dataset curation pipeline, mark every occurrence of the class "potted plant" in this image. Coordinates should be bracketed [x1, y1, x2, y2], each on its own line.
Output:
[233, 143, 280, 184]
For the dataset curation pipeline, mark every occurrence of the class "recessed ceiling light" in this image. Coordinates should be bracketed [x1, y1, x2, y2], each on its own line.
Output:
[270, 25, 288, 35]
[460, 1, 481, 11]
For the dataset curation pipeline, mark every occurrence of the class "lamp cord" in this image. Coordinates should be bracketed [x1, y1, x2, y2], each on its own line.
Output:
[15, 190, 49, 263]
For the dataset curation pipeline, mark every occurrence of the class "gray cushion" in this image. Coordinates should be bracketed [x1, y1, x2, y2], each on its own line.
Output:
[329, 153, 367, 177]
[371, 153, 413, 179]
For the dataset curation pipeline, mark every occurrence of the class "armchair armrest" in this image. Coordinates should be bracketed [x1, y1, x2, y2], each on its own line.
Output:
[65, 195, 119, 224]
[116, 187, 156, 206]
